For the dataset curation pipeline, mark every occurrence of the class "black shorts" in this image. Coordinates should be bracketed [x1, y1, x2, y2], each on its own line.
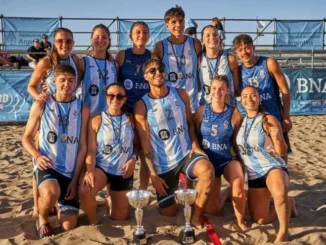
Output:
[96, 166, 133, 191]
[248, 167, 289, 189]
[213, 160, 230, 178]
[35, 168, 79, 214]
[157, 153, 207, 208]
[184, 27, 197, 36]
[283, 132, 292, 155]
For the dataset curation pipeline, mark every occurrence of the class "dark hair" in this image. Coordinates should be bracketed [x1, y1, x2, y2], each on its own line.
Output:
[50, 27, 74, 70]
[53, 63, 76, 78]
[105, 83, 127, 95]
[240, 85, 266, 116]
[91, 24, 112, 60]
[232, 34, 254, 50]
[201, 25, 221, 53]
[129, 21, 149, 35]
[142, 58, 165, 73]
[164, 5, 185, 23]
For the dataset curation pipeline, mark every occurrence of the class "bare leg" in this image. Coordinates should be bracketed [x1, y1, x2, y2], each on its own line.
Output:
[110, 190, 130, 220]
[139, 152, 150, 190]
[32, 175, 39, 218]
[191, 159, 214, 227]
[223, 161, 248, 231]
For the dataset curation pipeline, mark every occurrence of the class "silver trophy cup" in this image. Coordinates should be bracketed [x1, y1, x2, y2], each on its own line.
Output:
[126, 190, 151, 245]
[175, 189, 198, 244]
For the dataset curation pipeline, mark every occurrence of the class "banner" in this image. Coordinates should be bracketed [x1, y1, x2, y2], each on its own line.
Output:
[3, 17, 59, 50]
[276, 21, 323, 50]
[118, 20, 170, 50]
[0, 71, 33, 122]
[284, 69, 326, 115]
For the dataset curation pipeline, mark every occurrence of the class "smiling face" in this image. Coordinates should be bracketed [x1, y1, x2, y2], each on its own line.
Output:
[54, 73, 76, 98]
[210, 78, 229, 104]
[143, 61, 166, 88]
[166, 16, 185, 38]
[234, 42, 255, 64]
[91, 26, 111, 53]
[202, 26, 221, 51]
[240, 86, 261, 112]
[54, 31, 74, 58]
[130, 23, 149, 48]
[106, 85, 127, 111]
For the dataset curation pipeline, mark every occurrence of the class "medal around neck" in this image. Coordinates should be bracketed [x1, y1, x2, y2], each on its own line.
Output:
[126, 190, 151, 245]
[175, 189, 197, 244]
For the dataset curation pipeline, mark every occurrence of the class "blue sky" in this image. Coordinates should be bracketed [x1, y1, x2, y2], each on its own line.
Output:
[1, 0, 326, 50]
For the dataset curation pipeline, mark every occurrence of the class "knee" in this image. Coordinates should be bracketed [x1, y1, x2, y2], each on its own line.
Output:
[78, 185, 95, 199]
[61, 219, 78, 231]
[41, 191, 59, 206]
[197, 163, 214, 183]
[111, 208, 129, 220]
[231, 179, 245, 198]
[251, 215, 270, 225]
[271, 186, 288, 203]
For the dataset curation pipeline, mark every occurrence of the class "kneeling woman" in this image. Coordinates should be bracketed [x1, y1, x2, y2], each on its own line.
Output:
[236, 85, 291, 243]
[195, 75, 248, 230]
[79, 83, 138, 223]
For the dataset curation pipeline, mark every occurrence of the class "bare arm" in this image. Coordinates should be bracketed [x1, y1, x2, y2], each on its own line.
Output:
[85, 114, 101, 173]
[267, 57, 292, 132]
[134, 100, 157, 176]
[77, 57, 85, 90]
[194, 105, 205, 135]
[263, 115, 287, 156]
[27, 57, 51, 100]
[228, 54, 240, 97]
[152, 41, 163, 60]
[194, 38, 202, 58]
[231, 108, 243, 160]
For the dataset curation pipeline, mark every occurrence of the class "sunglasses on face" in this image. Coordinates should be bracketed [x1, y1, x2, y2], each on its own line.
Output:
[106, 93, 126, 101]
[145, 66, 165, 75]
[55, 38, 73, 45]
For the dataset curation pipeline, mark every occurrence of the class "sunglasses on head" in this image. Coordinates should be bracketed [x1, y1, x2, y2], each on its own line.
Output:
[106, 93, 126, 101]
[145, 66, 165, 75]
[55, 38, 73, 45]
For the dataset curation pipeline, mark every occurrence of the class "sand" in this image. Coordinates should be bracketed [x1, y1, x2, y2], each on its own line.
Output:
[0, 115, 326, 245]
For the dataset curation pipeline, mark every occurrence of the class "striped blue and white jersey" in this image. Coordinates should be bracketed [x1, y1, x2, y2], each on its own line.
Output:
[142, 87, 191, 174]
[77, 56, 117, 116]
[96, 112, 134, 176]
[199, 51, 235, 106]
[240, 57, 283, 122]
[38, 96, 82, 179]
[236, 114, 286, 180]
[200, 104, 235, 166]
[120, 48, 151, 113]
[45, 55, 78, 94]
[162, 36, 199, 112]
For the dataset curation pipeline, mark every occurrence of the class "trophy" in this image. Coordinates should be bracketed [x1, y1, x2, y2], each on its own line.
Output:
[175, 189, 198, 244]
[126, 190, 151, 245]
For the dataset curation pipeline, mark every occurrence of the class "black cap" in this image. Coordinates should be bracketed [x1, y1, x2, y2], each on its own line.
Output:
[42, 34, 48, 38]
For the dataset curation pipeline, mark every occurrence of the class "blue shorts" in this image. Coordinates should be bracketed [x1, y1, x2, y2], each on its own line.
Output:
[156, 153, 207, 208]
[96, 166, 133, 191]
[35, 168, 79, 214]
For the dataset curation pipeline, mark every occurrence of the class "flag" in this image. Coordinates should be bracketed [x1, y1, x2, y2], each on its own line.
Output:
[257, 20, 265, 29]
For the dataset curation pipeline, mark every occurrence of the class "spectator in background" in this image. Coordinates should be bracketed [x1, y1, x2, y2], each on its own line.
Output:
[0, 44, 13, 66]
[40, 34, 52, 52]
[212, 17, 226, 41]
[184, 18, 198, 38]
[26, 39, 46, 69]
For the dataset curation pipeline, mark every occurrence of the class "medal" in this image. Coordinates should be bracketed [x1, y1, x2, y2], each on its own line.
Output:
[168, 72, 178, 82]
[61, 134, 67, 141]
[170, 38, 186, 79]
[180, 55, 186, 65]
[177, 72, 183, 79]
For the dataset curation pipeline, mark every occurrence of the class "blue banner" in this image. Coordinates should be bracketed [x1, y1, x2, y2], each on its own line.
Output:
[0, 71, 33, 122]
[284, 69, 326, 115]
[118, 20, 170, 50]
[3, 17, 59, 50]
[276, 21, 323, 50]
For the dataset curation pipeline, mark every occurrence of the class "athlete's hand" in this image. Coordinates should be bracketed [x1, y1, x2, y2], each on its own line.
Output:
[36, 155, 53, 170]
[150, 175, 168, 196]
[65, 180, 77, 200]
[37, 92, 49, 102]
[189, 146, 208, 158]
[83, 171, 96, 189]
[122, 158, 136, 178]
[282, 118, 292, 132]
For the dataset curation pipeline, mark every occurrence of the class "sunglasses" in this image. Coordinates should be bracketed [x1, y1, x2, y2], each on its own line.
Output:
[145, 66, 165, 75]
[55, 38, 74, 45]
[106, 93, 126, 101]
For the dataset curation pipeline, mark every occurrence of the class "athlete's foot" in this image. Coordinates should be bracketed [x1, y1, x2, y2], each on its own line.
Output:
[237, 221, 249, 231]
[191, 217, 203, 229]
[32, 206, 39, 218]
[274, 231, 288, 243]
[289, 197, 298, 217]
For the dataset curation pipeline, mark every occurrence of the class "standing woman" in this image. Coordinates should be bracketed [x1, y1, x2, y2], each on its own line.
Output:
[77, 24, 118, 116]
[27, 27, 79, 101]
[115, 21, 156, 190]
[236, 85, 295, 243]
[199, 25, 239, 106]
[79, 84, 138, 223]
[195, 75, 248, 231]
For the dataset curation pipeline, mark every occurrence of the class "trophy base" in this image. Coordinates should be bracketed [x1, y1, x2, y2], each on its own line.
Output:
[180, 229, 196, 244]
[134, 232, 147, 245]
